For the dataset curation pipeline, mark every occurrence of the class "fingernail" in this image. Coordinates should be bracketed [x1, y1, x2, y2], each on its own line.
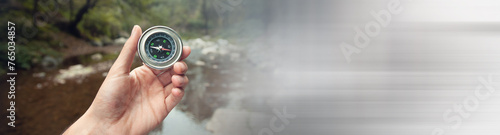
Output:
[176, 76, 184, 85]
[131, 25, 137, 35]
[180, 63, 187, 73]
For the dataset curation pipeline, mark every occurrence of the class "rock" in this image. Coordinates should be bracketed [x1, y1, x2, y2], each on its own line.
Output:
[33, 72, 46, 78]
[218, 48, 229, 55]
[114, 37, 128, 45]
[55, 64, 95, 84]
[209, 55, 215, 60]
[36, 83, 43, 89]
[94, 61, 113, 71]
[118, 31, 130, 38]
[202, 35, 211, 40]
[191, 38, 206, 48]
[57, 79, 66, 84]
[91, 53, 103, 61]
[201, 46, 217, 55]
[217, 39, 229, 46]
[101, 36, 113, 45]
[41, 56, 60, 70]
[195, 60, 206, 66]
[90, 40, 103, 47]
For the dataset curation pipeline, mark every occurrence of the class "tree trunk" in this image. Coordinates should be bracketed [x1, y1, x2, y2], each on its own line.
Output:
[68, 0, 97, 37]
[32, 0, 39, 25]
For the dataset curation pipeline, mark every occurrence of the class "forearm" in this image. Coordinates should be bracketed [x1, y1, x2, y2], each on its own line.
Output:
[63, 111, 105, 135]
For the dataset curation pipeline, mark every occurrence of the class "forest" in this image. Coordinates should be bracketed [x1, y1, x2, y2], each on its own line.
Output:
[0, 0, 269, 73]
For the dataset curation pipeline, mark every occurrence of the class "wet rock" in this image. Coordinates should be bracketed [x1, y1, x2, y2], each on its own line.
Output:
[33, 72, 46, 78]
[101, 36, 113, 45]
[194, 60, 206, 66]
[201, 46, 218, 55]
[36, 83, 43, 89]
[41, 56, 60, 70]
[94, 61, 113, 71]
[90, 40, 103, 47]
[91, 53, 103, 61]
[55, 64, 95, 84]
[217, 39, 229, 46]
[114, 37, 128, 45]
[118, 31, 130, 38]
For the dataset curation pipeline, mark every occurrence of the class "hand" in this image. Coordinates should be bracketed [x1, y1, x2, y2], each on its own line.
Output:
[64, 25, 191, 135]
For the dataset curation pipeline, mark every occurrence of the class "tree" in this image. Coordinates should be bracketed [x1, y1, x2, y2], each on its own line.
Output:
[67, 0, 98, 37]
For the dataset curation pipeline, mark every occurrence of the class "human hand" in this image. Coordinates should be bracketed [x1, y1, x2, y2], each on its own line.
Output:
[64, 25, 191, 135]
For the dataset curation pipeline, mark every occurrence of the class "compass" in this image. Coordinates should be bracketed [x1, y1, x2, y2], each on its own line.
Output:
[138, 26, 183, 70]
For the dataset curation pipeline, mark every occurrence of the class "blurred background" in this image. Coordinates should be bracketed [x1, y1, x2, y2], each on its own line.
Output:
[1, 0, 500, 135]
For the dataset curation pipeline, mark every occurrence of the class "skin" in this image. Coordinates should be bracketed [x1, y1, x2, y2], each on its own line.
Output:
[64, 25, 191, 135]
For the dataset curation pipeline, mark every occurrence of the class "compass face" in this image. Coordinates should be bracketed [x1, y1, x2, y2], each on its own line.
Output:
[145, 32, 176, 62]
[138, 26, 183, 70]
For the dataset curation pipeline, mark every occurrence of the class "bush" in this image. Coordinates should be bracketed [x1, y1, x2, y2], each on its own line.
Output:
[77, 7, 122, 40]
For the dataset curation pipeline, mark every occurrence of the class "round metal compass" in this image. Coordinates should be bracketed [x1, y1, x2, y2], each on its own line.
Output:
[137, 26, 183, 70]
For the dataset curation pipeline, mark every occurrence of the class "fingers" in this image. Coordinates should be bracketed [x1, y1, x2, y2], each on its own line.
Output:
[172, 61, 188, 75]
[171, 75, 189, 88]
[109, 25, 142, 75]
[155, 61, 187, 86]
[161, 46, 190, 113]
[180, 46, 191, 61]
[164, 87, 184, 113]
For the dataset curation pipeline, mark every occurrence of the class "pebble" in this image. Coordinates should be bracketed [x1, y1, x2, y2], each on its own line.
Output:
[113, 37, 128, 45]
[36, 83, 43, 89]
[55, 64, 95, 84]
[33, 72, 46, 78]
[195, 60, 206, 66]
[91, 53, 103, 61]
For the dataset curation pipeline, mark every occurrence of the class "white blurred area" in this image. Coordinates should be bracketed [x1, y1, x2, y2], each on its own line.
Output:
[401, 0, 500, 22]
[243, 0, 500, 135]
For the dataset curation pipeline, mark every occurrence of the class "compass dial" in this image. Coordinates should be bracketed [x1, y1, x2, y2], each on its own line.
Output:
[145, 33, 176, 62]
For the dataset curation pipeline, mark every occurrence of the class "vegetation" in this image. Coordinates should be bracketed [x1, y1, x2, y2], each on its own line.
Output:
[0, 0, 269, 73]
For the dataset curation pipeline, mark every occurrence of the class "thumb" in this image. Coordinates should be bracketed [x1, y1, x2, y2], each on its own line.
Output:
[109, 25, 142, 75]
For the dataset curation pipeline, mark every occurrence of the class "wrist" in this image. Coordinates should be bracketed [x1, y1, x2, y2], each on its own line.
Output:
[64, 110, 106, 135]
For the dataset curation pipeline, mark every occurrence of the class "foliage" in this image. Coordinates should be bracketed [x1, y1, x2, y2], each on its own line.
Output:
[77, 6, 122, 40]
[0, 0, 270, 71]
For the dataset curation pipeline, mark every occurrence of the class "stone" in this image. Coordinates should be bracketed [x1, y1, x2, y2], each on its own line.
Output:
[114, 37, 128, 45]
[91, 53, 103, 61]
[195, 60, 206, 66]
